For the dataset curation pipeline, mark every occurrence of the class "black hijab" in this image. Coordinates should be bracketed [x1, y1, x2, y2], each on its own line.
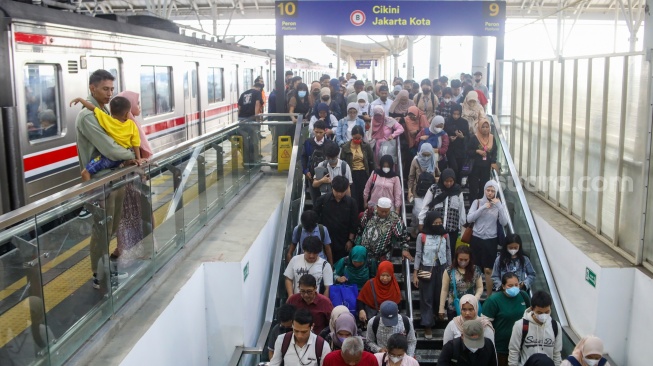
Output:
[430, 168, 462, 207]
[375, 155, 398, 178]
[422, 211, 447, 236]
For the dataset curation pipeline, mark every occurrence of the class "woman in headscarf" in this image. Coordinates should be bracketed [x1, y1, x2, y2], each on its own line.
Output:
[363, 155, 402, 212]
[309, 102, 337, 138]
[340, 125, 374, 213]
[357, 198, 411, 263]
[408, 143, 439, 235]
[313, 87, 332, 118]
[370, 105, 404, 166]
[444, 104, 469, 184]
[442, 294, 494, 344]
[390, 85, 402, 100]
[467, 180, 509, 297]
[114, 91, 153, 263]
[356, 260, 402, 324]
[418, 168, 466, 255]
[561, 335, 610, 366]
[356, 91, 371, 123]
[412, 211, 451, 339]
[462, 90, 486, 133]
[333, 245, 376, 290]
[388, 90, 414, 119]
[415, 115, 449, 172]
[405, 106, 430, 151]
[466, 118, 497, 200]
[336, 103, 366, 146]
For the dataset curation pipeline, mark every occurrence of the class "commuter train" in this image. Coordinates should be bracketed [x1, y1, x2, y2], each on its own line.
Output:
[0, 1, 333, 215]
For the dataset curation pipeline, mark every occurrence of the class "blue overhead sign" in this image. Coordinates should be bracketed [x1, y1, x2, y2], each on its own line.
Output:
[355, 60, 374, 69]
[275, 1, 506, 36]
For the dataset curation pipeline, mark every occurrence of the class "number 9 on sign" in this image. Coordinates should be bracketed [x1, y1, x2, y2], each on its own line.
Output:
[484, 2, 502, 17]
[489, 3, 499, 16]
[276, 1, 297, 17]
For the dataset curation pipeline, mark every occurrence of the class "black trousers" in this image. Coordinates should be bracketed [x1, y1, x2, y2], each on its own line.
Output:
[468, 163, 491, 200]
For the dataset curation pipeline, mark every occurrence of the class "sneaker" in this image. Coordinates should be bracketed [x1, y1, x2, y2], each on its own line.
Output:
[92, 277, 100, 289]
[424, 327, 433, 340]
[111, 271, 128, 280]
[78, 208, 91, 219]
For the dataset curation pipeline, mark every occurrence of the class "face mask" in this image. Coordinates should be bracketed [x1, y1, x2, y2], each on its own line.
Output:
[338, 336, 347, 344]
[444, 98, 451, 103]
[328, 158, 338, 165]
[422, 88, 431, 94]
[389, 355, 404, 364]
[433, 224, 447, 236]
[422, 153, 431, 158]
[536, 313, 550, 323]
[434, 127, 443, 133]
[382, 167, 391, 173]
[475, 79, 482, 83]
[359, 102, 366, 108]
[505, 286, 520, 297]
[352, 138, 362, 145]
[508, 249, 519, 256]
[313, 90, 320, 96]
[458, 260, 469, 268]
[583, 358, 600, 366]
[298, 91, 307, 98]
[467, 346, 479, 353]
[321, 96, 330, 102]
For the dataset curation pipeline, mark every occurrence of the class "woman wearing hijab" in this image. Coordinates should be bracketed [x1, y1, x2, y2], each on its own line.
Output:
[467, 180, 510, 297]
[370, 105, 404, 166]
[415, 115, 449, 172]
[356, 91, 371, 123]
[405, 106, 430, 150]
[356, 260, 402, 324]
[313, 87, 332, 116]
[114, 91, 153, 262]
[408, 143, 439, 235]
[390, 85, 402, 100]
[561, 335, 610, 366]
[466, 118, 497, 200]
[462, 90, 486, 133]
[340, 125, 374, 213]
[287, 82, 312, 123]
[444, 104, 469, 184]
[309, 102, 338, 138]
[334, 245, 376, 290]
[363, 155, 402, 212]
[388, 90, 414, 119]
[442, 294, 495, 345]
[336, 103, 366, 146]
[412, 211, 451, 339]
[418, 168, 466, 256]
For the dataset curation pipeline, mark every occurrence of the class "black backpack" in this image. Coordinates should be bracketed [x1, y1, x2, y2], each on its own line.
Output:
[415, 171, 436, 197]
[309, 142, 328, 174]
[519, 318, 559, 363]
[372, 314, 412, 337]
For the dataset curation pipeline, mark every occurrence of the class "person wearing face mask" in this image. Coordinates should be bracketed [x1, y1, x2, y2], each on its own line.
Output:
[439, 245, 484, 321]
[374, 334, 420, 366]
[357, 197, 411, 263]
[340, 126, 375, 213]
[363, 156, 402, 212]
[467, 118, 498, 200]
[443, 294, 495, 345]
[444, 104, 469, 184]
[438, 319, 498, 366]
[405, 106, 430, 152]
[336, 104, 366, 147]
[467, 180, 510, 297]
[492, 234, 537, 292]
[314, 143, 353, 195]
[320, 307, 373, 352]
[370, 106, 404, 167]
[356, 92, 372, 123]
[288, 82, 312, 123]
[413, 212, 451, 339]
[508, 291, 562, 366]
[330, 78, 348, 120]
[388, 90, 414, 120]
[413, 79, 438, 121]
[390, 85, 402, 101]
[415, 115, 449, 172]
[267, 304, 297, 359]
[310, 103, 339, 138]
[473, 71, 489, 100]
[462, 91, 486, 133]
[437, 87, 458, 119]
[560, 336, 610, 366]
[366, 301, 417, 357]
[314, 87, 332, 117]
[482, 273, 531, 366]
[408, 143, 439, 235]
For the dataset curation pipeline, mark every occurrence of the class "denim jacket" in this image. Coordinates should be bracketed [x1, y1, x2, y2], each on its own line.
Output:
[335, 117, 365, 146]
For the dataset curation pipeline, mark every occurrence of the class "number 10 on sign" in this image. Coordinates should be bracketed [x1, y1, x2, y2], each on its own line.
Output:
[277, 1, 297, 17]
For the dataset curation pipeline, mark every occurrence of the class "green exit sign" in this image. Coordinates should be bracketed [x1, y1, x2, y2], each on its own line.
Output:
[243, 262, 249, 283]
[585, 267, 597, 288]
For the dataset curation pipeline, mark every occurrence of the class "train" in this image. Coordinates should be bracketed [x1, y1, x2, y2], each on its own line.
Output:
[0, 0, 333, 215]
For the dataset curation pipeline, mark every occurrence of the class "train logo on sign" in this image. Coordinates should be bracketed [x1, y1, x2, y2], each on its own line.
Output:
[350, 10, 366, 26]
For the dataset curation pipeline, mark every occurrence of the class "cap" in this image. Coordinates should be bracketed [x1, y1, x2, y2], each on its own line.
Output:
[380, 301, 399, 326]
[377, 197, 392, 209]
[462, 319, 485, 349]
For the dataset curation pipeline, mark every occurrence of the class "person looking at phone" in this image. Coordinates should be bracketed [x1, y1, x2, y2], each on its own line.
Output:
[313, 143, 353, 195]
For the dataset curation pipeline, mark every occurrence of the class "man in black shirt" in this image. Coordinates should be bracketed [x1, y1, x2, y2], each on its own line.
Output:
[237, 81, 263, 166]
[313, 175, 358, 263]
[438, 319, 497, 366]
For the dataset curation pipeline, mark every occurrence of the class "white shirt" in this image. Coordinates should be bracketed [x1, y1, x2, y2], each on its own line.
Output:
[270, 332, 332, 366]
[370, 98, 393, 116]
[283, 255, 334, 294]
[319, 159, 353, 184]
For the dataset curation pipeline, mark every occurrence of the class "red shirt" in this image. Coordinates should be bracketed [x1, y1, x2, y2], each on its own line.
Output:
[286, 293, 333, 335]
[323, 351, 378, 366]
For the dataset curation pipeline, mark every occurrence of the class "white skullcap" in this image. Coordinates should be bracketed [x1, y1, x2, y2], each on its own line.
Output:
[377, 197, 392, 209]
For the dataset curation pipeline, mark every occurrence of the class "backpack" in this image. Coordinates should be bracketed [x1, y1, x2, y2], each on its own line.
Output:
[297, 224, 326, 246]
[565, 356, 607, 366]
[519, 318, 559, 363]
[318, 160, 348, 193]
[372, 314, 412, 337]
[309, 142, 328, 174]
[415, 171, 436, 197]
[280, 331, 325, 366]
[415, 92, 436, 112]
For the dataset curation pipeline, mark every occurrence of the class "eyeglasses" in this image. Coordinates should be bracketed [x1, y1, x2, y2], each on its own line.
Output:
[299, 289, 315, 295]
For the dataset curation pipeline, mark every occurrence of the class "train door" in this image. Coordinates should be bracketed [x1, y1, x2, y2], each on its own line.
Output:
[183, 62, 200, 139]
[231, 64, 239, 122]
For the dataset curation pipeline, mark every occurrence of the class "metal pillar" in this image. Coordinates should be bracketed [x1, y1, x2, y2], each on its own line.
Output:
[393, 54, 399, 79]
[429, 36, 441, 80]
[275, 33, 285, 113]
[471, 36, 489, 76]
[407, 37, 414, 80]
[336, 36, 341, 77]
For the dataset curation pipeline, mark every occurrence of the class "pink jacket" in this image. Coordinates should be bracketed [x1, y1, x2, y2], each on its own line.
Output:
[363, 174, 403, 209]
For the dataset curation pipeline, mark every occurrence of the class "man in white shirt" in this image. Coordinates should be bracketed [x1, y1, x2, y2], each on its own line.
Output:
[284, 236, 334, 298]
[370, 85, 392, 116]
[270, 309, 332, 366]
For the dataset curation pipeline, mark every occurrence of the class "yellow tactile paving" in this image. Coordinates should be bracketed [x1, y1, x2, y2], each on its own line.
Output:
[0, 136, 272, 348]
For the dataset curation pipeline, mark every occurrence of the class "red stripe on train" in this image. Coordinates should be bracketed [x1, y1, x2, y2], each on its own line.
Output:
[23, 145, 78, 172]
[15, 32, 93, 48]
[142, 117, 185, 135]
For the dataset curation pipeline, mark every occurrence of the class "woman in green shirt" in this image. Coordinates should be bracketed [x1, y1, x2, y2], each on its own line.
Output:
[482, 272, 531, 366]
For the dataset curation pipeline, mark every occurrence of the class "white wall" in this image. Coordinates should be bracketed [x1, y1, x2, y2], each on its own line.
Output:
[533, 212, 653, 366]
[120, 268, 208, 366]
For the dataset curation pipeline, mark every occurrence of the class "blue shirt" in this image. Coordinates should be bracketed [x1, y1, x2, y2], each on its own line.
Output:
[292, 225, 332, 260]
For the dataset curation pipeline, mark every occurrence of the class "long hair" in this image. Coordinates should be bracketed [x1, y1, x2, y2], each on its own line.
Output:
[451, 245, 475, 283]
[499, 234, 526, 270]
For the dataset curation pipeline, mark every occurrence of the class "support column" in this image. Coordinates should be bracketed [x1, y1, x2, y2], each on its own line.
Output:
[393, 54, 399, 79]
[429, 36, 441, 80]
[275, 34, 285, 114]
[336, 36, 341, 77]
[471, 36, 489, 77]
[407, 37, 414, 80]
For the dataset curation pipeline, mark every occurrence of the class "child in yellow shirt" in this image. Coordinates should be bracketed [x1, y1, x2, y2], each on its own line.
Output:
[70, 96, 142, 180]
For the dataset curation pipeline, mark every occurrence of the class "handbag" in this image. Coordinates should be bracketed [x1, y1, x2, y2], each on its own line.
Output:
[417, 269, 432, 280]
[460, 200, 478, 244]
[329, 284, 359, 317]
[460, 159, 474, 176]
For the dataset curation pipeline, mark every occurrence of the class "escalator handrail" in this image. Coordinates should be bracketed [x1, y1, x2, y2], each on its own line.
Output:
[491, 168, 516, 235]
[294, 174, 307, 257]
[487, 115, 569, 327]
[395, 136, 414, 322]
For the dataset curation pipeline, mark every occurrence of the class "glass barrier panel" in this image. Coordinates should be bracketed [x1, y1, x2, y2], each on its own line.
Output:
[205, 133, 229, 220]
[151, 157, 185, 271]
[180, 143, 208, 242]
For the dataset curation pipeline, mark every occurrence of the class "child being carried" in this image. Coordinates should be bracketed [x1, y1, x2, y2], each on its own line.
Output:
[71, 96, 144, 181]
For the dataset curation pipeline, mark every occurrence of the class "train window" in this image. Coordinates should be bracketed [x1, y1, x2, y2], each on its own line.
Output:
[88, 57, 122, 96]
[208, 67, 224, 103]
[243, 68, 254, 89]
[24, 64, 61, 141]
[140, 66, 174, 117]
